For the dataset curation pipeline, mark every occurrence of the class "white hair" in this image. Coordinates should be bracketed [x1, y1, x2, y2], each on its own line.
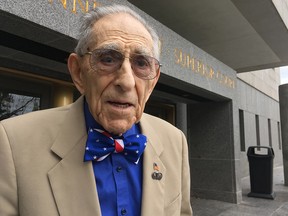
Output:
[75, 4, 160, 59]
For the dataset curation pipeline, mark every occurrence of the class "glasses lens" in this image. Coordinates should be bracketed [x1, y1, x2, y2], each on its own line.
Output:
[131, 55, 160, 79]
[90, 49, 123, 73]
[89, 49, 160, 79]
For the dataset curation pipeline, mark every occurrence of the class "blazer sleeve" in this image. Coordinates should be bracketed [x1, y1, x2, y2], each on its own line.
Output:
[0, 122, 18, 215]
[180, 131, 193, 216]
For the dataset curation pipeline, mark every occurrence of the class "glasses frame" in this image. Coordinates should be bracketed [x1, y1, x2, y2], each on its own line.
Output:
[82, 48, 161, 80]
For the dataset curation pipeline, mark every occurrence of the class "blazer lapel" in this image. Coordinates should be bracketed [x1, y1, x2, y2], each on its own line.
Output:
[140, 114, 166, 216]
[48, 97, 101, 216]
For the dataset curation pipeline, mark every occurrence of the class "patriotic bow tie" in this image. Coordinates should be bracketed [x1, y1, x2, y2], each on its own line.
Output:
[84, 128, 147, 164]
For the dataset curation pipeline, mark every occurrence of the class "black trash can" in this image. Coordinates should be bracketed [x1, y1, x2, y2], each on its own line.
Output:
[247, 146, 275, 199]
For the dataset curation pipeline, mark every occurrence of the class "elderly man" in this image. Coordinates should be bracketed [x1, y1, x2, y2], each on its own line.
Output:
[0, 4, 192, 216]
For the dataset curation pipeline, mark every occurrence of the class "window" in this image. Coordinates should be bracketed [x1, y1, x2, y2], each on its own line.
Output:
[278, 122, 282, 150]
[239, 109, 245, 152]
[255, 115, 260, 146]
[0, 72, 52, 120]
[0, 90, 40, 120]
[268, 119, 272, 147]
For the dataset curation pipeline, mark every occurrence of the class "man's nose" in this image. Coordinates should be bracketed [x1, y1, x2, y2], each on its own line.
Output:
[114, 58, 136, 91]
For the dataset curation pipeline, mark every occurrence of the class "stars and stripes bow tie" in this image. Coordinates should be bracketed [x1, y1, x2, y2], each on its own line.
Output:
[84, 128, 147, 164]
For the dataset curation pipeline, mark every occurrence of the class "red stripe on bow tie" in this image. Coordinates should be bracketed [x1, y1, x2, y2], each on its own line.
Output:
[114, 139, 124, 153]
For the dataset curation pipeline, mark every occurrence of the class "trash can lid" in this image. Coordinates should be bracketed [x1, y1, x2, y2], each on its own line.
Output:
[247, 146, 274, 157]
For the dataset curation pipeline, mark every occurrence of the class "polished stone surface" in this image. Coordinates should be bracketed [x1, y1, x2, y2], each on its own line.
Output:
[192, 166, 288, 216]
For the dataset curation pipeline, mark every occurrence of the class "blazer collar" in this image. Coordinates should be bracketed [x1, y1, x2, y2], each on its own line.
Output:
[50, 96, 86, 159]
[140, 114, 166, 216]
[140, 113, 164, 156]
[48, 96, 101, 215]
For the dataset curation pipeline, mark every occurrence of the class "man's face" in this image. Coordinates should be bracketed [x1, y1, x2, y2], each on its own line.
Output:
[68, 13, 160, 135]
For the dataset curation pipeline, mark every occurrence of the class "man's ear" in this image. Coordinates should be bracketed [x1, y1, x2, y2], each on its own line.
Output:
[68, 53, 85, 94]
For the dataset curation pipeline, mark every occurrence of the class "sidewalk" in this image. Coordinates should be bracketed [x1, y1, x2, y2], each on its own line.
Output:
[192, 166, 288, 216]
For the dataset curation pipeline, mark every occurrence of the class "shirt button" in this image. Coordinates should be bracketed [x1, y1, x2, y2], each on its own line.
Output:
[116, 166, 122, 172]
[121, 208, 127, 215]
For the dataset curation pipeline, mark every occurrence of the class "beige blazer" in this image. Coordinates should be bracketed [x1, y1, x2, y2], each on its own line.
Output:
[0, 96, 192, 216]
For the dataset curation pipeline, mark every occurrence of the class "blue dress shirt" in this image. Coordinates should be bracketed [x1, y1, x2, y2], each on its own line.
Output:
[84, 100, 143, 216]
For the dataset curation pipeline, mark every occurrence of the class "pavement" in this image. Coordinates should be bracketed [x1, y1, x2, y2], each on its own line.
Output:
[192, 166, 288, 216]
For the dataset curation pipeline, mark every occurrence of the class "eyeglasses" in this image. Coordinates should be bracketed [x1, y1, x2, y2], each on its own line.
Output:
[82, 48, 161, 80]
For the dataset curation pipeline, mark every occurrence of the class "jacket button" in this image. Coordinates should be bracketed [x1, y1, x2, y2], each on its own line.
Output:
[116, 166, 122, 172]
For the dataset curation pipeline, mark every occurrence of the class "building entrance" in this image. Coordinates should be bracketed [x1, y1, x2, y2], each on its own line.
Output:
[0, 68, 76, 120]
[145, 100, 175, 126]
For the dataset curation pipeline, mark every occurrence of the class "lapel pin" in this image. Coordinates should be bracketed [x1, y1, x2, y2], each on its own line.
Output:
[152, 162, 163, 180]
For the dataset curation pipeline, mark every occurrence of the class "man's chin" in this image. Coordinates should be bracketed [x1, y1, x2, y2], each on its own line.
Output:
[102, 119, 136, 135]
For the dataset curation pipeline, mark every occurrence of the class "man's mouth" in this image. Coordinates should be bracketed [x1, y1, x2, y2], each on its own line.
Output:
[108, 101, 133, 108]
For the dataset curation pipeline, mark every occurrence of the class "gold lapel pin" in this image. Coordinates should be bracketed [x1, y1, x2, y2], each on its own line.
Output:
[152, 162, 163, 180]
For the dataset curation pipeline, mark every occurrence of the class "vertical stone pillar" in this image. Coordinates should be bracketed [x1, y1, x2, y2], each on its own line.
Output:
[187, 101, 241, 203]
[279, 84, 288, 185]
[176, 103, 187, 136]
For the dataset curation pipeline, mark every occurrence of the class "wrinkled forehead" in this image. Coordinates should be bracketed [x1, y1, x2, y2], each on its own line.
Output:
[94, 30, 153, 54]
[88, 13, 154, 55]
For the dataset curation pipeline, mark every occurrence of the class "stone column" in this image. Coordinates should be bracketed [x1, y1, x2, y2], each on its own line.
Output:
[176, 103, 187, 136]
[279, 84, 288, 185]
[187, 101, 241, 203]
